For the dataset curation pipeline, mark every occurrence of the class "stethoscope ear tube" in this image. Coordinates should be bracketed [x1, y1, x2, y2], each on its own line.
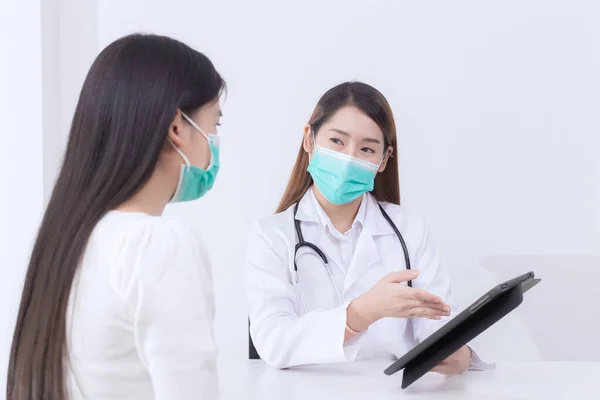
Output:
[377, 204, 412, 288]
[293, 203, 328, 268]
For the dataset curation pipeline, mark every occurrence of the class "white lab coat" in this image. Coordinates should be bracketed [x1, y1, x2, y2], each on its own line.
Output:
[246, 188, 461, 369]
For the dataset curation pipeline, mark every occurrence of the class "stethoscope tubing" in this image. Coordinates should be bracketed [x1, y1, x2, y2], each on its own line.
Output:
[293, 201, 412, 313]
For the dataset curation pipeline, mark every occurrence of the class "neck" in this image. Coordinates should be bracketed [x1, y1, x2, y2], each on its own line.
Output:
[313, 186, 362, 233]
[115, 161, 178, 217]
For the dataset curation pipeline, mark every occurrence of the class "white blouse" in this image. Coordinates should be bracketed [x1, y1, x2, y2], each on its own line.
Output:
[66, 211, 218, 399]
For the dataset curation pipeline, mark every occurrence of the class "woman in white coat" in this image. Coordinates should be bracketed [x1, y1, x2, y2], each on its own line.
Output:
[247, 81, 486, 375]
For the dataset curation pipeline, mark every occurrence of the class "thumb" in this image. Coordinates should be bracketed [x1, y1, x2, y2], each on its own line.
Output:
[383, 270, 419, 283]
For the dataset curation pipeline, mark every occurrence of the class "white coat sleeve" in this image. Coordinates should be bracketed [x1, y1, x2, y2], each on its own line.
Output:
[410, 217, 494, 370]
[112, 219, 219, 399]
[246, 222, 365, 369]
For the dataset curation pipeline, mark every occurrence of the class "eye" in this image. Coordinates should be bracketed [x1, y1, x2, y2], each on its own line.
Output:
[329, 138, 344, 146]
[361, 147, 375, 153]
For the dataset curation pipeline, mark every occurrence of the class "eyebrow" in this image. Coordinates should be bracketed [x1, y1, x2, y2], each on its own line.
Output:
[329, 128, 381, 144]
[218, 110, 223, 117]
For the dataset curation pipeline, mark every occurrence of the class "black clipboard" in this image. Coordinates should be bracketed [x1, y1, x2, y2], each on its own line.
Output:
[384, 271, 541, 389]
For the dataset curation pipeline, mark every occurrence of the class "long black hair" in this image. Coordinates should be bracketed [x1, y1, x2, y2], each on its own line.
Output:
[6, 33, 226, 400]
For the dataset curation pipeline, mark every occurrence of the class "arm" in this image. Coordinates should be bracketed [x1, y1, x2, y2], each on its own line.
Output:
[118, 221, 219, 399]
[246, 223, 365, 369]
[246, 222, 448, 368]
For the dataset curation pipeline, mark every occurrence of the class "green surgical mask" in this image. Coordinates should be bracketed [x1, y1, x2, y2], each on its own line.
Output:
[169, 113, 220, 203]
[307, 145, 381, 205]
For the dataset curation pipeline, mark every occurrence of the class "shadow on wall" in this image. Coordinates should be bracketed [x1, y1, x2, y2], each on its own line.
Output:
[481, 254, 600, 362]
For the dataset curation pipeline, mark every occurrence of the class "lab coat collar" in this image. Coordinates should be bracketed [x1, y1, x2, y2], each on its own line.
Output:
[342, 194, 397, 293]
[309, 188, 367, 236]
[362, 194, 397, 237]
[293, 188, 398, 290]
[294, 187, 395, 237]
[294, 188, 319, 223]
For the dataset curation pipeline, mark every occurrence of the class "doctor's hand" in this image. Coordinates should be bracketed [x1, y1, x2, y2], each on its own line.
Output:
[346, 270, 451, 332]
[431, 345, 471, 376]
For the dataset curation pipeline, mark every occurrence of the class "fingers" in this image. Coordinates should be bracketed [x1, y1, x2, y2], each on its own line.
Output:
[431, 364, 458, 376]
[405, 288, 451, 315]
[383, 272, 452, 319]
[432, 358, 460, 375]
[409, 306, 448, 319]
[431, 360, 454, 375]
[432, 350, 469, 375]
[411, 307, 447, 320]
[431, 362, 446, 374]
[423, 301, 451, 315]
[416, 307, 439, 319]
[410, 288, 444, 305]
[383, 270, 419, 284]
[405, 296, 450, 316]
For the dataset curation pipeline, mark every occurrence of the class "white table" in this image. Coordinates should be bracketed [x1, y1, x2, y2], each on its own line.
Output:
[218, 360, 600, 399]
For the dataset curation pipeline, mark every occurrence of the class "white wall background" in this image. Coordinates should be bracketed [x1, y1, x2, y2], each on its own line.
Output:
[0, 0, 45, 392]
[2, 0, 599, 388]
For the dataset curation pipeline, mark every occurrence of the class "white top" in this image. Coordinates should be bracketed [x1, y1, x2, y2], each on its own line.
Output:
[66, 211, 218, 400]
[247, 188, 490, 369]
[310, 189, 367, 271]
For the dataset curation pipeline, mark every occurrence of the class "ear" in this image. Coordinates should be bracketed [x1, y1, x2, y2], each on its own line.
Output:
[167, 110, 186, 148]
[302, 124, 314, 153]
[378, 146, 394, 173]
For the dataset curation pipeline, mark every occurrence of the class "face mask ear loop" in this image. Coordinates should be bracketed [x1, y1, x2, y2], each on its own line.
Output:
[376, 144, 390, 171]
[168, 138, 191, 167]
[180, 111, 210, 141]
[179, 110, 217, 170]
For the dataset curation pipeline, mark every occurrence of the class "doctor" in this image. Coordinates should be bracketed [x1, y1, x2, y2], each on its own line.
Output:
[246, 81, 485, 375]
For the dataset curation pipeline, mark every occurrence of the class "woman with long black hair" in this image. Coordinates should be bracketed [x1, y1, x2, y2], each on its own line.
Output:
[7, 34, 225, 399]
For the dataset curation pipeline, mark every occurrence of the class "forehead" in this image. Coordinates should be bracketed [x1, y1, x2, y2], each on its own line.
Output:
[321, 105, 383, 140]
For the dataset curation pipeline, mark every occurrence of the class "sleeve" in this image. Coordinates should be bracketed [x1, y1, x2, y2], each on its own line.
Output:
[246, 222, 366, 369]
[112, 219, 219, 399]
[409, 216, 494, 370]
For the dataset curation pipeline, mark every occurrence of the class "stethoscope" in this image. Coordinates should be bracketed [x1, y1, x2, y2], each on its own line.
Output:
[293, 201, 412, 313]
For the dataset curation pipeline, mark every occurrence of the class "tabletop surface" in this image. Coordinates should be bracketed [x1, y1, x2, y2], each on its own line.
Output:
[218, 360, 600, 400]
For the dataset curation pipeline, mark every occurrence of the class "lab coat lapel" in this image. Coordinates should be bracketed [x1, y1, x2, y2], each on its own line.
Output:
[342, 226, 380, 295]
[317, 230, 344, 273]
[295, 190, 344, 270]
[294, 192, 318, 224]
[343, 195, 394, 295]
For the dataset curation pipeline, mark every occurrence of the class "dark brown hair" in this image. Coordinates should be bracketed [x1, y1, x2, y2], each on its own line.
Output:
[6, 34, 225, 399]
[275, 81, 400, 213]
